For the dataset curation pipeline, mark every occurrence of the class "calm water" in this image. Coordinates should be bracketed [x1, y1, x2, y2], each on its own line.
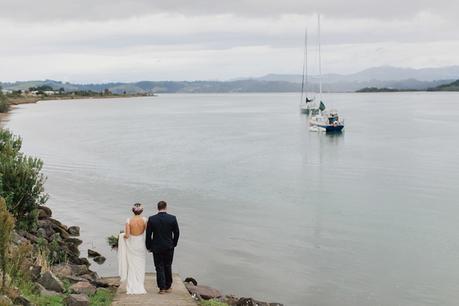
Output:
[3, 93, 459, 306]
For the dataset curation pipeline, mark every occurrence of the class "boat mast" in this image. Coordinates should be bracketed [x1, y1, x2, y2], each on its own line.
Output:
[318, 14, 322, 102]
[300, 28, 307, 105]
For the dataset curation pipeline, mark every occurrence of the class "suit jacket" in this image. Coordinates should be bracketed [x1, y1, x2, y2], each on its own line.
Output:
[145, 212, 180, 252]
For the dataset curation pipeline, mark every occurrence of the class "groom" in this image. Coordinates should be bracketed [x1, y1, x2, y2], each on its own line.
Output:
[145, 201, 180, 293]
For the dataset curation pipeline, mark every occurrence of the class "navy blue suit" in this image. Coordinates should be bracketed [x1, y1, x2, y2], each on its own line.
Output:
[145, 212, 179, 290]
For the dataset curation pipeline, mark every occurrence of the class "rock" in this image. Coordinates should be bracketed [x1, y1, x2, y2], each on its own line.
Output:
[63, 294, 90, 306]
[17, 230, 39, 243]
[59, 275, 88, 284]
[37, 220, 55, 239]
[52, 263, 89, 277]
[38, 271, 65, 293]
[68, 256, 90, 266]
[87, 249, 101, 258]
[95, 277, 120, 288]
[80, 271, 99, 284]
[29, 265, 42, 281]
[35, 283, 61, 297]
[68, 226, 80, 237]
[65, 243, 81, 257]
[54, 225, 70, 240]
[38, 206, 52, 219]
[48, 218, 68, 230]
[13, 295, 33, 306]
[69, 281, 96, 296]
[185, 284, 222, 300]
[65, 238, 83, 246]
[0, 295, 12, 305]
[11, 231, 28, 245]
[233, 298, 284, 306]
[93, 256, 106, 265]
[184, 277, 198, 286]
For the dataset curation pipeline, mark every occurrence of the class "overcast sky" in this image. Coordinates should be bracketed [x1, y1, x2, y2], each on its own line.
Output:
[1, 0, 459, 83]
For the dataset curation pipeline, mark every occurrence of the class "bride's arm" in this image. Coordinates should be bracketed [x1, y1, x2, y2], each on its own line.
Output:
[124, 220, 130, 239]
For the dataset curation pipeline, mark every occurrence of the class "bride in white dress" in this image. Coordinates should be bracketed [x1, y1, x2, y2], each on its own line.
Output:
[118, 203, 147, 294]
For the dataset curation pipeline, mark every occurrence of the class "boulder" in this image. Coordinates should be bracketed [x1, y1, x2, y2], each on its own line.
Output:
[38, 206, 52, 219]
[11, 231, 28, 245]
[93, 256, 106, 265]
[29, 265, 42, 281]
[59, 275, 88, 284]
[68, 256, 90, 266]
[37, 220, 55, 239]
[65, 238, 83, 246]
[69, 281, 96, 296]
[234, 298, 283, 306]
[87, 249, 101, 258]
[65, 243, 80, 257]
[52, 263, 89, 277]
[185, 283, 222, 300]
[38, 271, 65, 293]
[54, 225, 70, 240]
[48, 218, 68, 230]
[80, 271, 99, 284]
[13, 295, 33, 306]
[35, 283, 61, 297]
[68, 226, 80, 237]
[17, 230, 39, 243]
[95, 277, 120, 288]
[64, 294, 89, 306]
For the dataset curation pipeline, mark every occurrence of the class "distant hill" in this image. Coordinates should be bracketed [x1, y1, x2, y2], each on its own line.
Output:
[0, 80, 300, 94]
[427, 79, 459, 91]
[257, 65, 459, 83]
[256, 65, 459, 92]
[2, 66, 459, 93]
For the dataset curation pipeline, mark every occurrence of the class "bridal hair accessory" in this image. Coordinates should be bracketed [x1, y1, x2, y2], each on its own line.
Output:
[132, 203, 144, 214]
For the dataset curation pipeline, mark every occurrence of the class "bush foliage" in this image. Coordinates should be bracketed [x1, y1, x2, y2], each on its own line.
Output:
[0, 197, 14, 292]
[0, 129, 48, 230]
[0, 91, 8, 113]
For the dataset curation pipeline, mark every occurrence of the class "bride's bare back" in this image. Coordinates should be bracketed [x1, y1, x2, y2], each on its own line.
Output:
[125, 215, 146, 238]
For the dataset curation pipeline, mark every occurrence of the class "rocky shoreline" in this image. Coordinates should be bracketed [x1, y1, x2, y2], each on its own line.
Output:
[1, 205, 117, 306]
[183, 277, 283, 306]
[1, 203, 283, 306]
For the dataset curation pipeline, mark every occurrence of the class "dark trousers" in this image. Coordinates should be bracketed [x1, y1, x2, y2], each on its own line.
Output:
[153, 248, 174, 290]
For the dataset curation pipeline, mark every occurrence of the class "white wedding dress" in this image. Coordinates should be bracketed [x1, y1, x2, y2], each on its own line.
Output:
[118, 217, 147, 294]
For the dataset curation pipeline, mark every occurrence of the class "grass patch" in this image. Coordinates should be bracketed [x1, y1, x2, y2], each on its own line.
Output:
[19, 281, 64, 306]
[90, 288, 115, 306]
[199, 299, 229, 306]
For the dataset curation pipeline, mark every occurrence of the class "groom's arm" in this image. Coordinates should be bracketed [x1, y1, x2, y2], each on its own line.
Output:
[172, 217, 180, 247]
[145, 218, 152, 251]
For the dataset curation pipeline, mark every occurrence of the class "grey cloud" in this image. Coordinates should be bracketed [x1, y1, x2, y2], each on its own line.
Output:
[1, 0, 458, 22]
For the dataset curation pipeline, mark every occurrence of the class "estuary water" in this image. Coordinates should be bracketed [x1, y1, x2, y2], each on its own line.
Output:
[3, 92, 459, 306]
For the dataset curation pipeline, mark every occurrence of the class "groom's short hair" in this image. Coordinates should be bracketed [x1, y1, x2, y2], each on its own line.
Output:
[157, 201, 167, 210]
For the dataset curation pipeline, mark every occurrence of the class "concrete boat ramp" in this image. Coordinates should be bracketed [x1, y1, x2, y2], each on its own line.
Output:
[111, 273, 197, 306]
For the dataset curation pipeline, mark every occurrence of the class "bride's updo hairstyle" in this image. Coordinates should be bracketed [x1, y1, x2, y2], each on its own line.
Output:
[132, 203, 144, 215]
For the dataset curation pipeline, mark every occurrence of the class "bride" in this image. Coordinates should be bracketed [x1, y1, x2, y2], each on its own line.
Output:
[118, 203, 147, 294]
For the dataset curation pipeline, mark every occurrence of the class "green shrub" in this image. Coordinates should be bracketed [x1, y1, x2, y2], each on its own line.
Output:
[199, 299, 229, 306]
[0, 129, 48, 230]
[90, 288, 115, 306]
[0, 197, 14, 292]
[7, 241, 33, 288]
[0, 92, 8, 113]
[18, 280, 64, 306]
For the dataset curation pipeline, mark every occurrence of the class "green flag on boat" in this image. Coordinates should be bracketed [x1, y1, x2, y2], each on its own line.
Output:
[319, 101, 326, 111]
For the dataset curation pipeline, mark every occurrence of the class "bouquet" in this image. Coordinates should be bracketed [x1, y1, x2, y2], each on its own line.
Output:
[107, 231, 123, 250]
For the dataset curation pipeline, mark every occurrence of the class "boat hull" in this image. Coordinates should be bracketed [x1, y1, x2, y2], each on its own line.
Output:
[320, 124, 344, 132]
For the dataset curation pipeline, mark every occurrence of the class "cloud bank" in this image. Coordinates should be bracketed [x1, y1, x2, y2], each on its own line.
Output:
[1, 0, 458, 82]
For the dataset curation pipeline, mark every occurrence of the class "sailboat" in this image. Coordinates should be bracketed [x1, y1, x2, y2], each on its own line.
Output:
[309, 14, 344, 132]
[299, 28, 325, 115]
